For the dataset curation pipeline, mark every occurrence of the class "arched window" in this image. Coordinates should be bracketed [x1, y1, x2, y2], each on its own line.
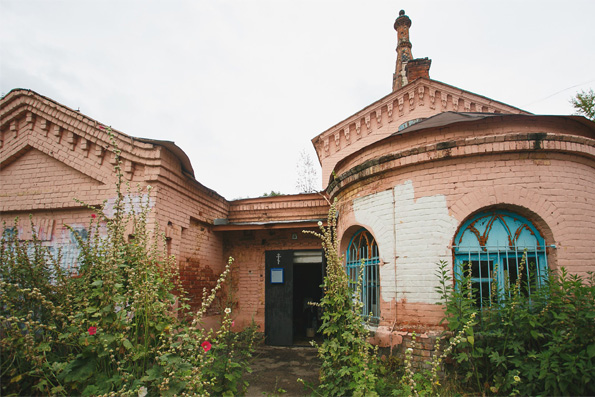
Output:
[453, 210, 548, 307]
[346, 228, 380, 322]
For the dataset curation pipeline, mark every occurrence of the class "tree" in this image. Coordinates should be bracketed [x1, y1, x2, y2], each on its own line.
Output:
[261, 190, 282, 197]
[296, 148, 320, 193]
[570, 88, 595, 121]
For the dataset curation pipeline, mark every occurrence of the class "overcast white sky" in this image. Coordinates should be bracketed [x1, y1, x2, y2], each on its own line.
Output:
[2, 1, 594, 200]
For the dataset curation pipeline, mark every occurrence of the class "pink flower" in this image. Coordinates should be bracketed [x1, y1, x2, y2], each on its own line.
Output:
[88, 326, 97, 336]
[231, 321, 235, 327]
[91, 214, 97, 219]
[201, 341, 212, 352]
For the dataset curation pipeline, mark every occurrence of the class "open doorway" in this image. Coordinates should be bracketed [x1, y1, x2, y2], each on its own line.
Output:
[265, 250, 323, 346]
[292, 251, 323, 346]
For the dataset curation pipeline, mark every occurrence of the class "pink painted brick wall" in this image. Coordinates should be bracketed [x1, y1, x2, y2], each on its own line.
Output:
[222, 227, 323, 331]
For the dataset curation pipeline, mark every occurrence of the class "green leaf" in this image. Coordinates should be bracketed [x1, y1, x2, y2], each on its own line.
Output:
[10, 374, 23, 383]
[91, 279, 103, 287]
[33, 379, 48, 391]
[122, 339, 133, 350]
[38, 342, 52, 352]
[587, 344, 595, 358]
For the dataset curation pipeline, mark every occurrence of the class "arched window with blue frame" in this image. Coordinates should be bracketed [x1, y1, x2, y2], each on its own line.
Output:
[453, 210, 548, 308]
[346, 228, 380, 323]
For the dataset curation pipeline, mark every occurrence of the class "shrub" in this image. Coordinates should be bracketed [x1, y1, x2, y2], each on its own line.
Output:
[436, 258, 595, 396]
[0, 131, 256, 396]
[304, 200, 378, 397]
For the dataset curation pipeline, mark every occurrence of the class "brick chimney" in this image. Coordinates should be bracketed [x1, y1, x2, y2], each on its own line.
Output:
[406, 58, 431, 82]
[392, 10, 431, 91]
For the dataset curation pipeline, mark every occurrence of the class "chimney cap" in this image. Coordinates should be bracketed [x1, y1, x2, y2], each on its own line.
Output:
[394, 10, 412, 29]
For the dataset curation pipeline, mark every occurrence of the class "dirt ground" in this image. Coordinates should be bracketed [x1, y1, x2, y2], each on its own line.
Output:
[242, 345, 321, 396]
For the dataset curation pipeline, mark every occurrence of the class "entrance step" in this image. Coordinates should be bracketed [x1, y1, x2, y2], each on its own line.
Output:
[243, 345, 320, 396]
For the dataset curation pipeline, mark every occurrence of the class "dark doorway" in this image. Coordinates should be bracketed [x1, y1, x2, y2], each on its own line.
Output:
[293, 261, 323, 345]
[265, 250, 323, 346]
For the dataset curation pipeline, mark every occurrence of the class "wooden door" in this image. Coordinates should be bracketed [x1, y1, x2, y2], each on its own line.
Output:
[265, 250, 293, 346]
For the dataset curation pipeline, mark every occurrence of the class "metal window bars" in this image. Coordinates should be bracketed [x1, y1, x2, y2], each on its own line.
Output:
[453, 242, 548, 308]
[346, 230, 380, 323]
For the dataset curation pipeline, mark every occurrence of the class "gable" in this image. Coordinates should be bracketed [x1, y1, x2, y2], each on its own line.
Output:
[0, 89, 210, 201]
[312, 78, 529, 189]
[0, 146, 107, 212]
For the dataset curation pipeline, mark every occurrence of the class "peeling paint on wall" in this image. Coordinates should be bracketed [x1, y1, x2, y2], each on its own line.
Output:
[59, 226, 88, 272]
[2, 219, 107, 273]
[352, 180, 458, 304]
[393, 181, 458, 304]
[103, 193, 154, 218]
[352, 189, 396, 302]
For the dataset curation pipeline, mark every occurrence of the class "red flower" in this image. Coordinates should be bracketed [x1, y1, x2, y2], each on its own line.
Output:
[88, 326, 97, 336]
[98, 125, 105, 130]
[201, 341, 212, 352]
[91, 214, 97, 219]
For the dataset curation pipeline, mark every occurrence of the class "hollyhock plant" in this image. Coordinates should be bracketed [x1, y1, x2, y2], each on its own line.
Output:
[0, 147, 258, 396]
[201, 341, 212, 352]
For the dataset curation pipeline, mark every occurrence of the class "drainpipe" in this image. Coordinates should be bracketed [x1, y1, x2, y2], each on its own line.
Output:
[392, 187, 398, 325]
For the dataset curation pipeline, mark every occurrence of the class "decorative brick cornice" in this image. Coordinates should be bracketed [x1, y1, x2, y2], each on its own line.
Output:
[1, 89, 155, 162]
[0, 89, 227, 208]
[227, 193, 329, 224]
[312, 78, 528, 161]
[327, 130, 595, 197]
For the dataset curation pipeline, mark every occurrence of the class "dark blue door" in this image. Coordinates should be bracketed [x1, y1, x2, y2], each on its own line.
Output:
[265, 250, 294, 346]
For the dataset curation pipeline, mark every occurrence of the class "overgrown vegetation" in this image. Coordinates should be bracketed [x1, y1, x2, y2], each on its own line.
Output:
[435, 258, 595, 396]
[0, 132, 257, 396]
[305, 201, 595, 396]
[304, 202, 378, 396]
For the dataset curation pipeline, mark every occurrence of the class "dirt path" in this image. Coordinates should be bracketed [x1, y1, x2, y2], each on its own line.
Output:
[243, 345, 320, 396]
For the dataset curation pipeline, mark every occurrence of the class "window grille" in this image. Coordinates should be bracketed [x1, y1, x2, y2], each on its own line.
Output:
[453, 210, 548, 308]
[346, 228, 380, 322]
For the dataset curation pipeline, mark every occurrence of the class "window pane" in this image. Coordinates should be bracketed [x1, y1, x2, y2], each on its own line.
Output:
[454, 210, 548, 308]
[346, 228, 380, 322]
[471, 260, 491, 280]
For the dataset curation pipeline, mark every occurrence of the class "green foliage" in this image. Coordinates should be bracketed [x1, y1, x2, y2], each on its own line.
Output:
[570, 88, 595, 121]
[0, 131, 257, 396]
[436, 259, 595, 396]
[305, 201, 378, 397]
[261, 191, 283, 197]
[201, 318, 259, 396]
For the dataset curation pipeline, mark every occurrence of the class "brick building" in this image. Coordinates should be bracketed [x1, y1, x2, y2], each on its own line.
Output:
[1, 10, 594, 349]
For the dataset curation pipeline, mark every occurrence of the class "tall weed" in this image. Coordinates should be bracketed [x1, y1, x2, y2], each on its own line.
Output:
[304, 200, 378, 397]
[436, 259, 595, 395]
[0, 131, 256, 396]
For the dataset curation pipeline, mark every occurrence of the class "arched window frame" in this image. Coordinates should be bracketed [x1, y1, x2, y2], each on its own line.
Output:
[453, 210, 548, 308]
[345, 228, 380, 323]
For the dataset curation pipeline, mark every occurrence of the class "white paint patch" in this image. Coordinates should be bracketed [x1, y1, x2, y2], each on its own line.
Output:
[58, 224, 88, 272]
[353, 190, 397, 299]
[393, 181, 459, 303]
[103, 193, 154, 218]
[352, 180, 459, 304]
